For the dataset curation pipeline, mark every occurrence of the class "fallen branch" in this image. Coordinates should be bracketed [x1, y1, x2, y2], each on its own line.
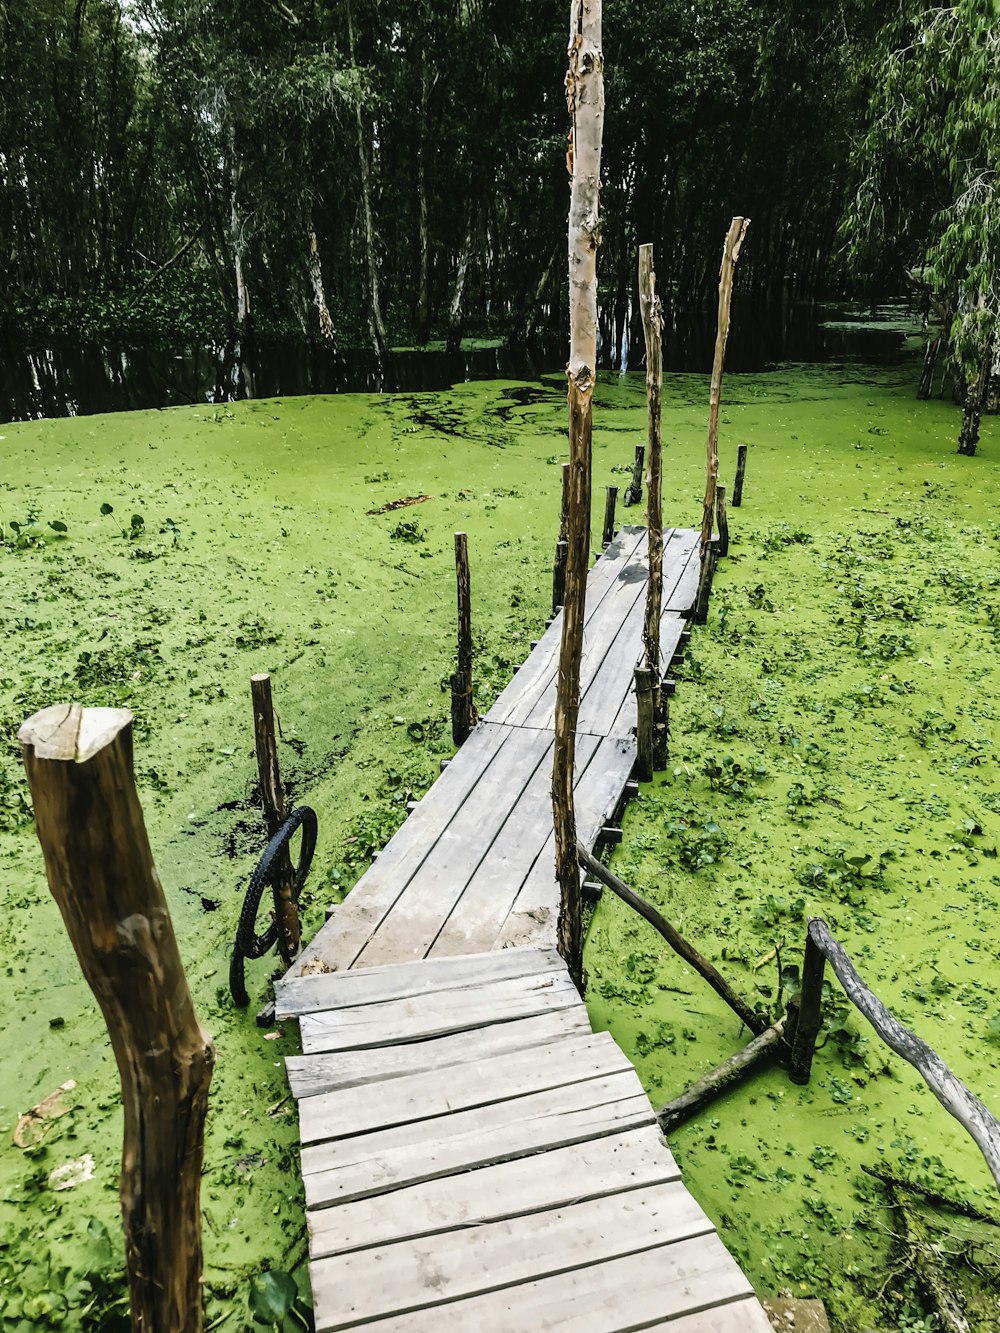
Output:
[809, 917, 1000, 1190]
[884, 1180, 972, 1333]
[577, 843, 764, 1035]
[657, 1017, 786, 1133]
[861, 1165, 999, 1228]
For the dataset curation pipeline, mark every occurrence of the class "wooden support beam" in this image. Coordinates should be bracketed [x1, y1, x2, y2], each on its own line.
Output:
[700, 217, 749, 546]
[19, 704, 215, 1333]
[623, 444, 644, 507]
[692, 542, 718, 625]
[716, 482, 730, 558]
[733, 442, 748, 506]
[250, 673, 299, 966]
[602, 485, 618, 548]
[450, 532, 476, 746]
[634, 665, 654, 782]
[788, 931, 825, 1085]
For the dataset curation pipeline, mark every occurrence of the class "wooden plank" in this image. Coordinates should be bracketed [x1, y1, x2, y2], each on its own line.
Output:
[286, 1006, 593, 1099]
[300, 1072, 654, 1209]
[494, 734, 635, 951]
[310, 1182, 715, 1331]
[307, 1125, 680, 1259]
[353, 727, 554, 967]
[487, 529, 646, 729]
[277, 945, 562, 1019]
[285, 722, 513, 977]
[298, 1030, 632, 1145]
[349, 1234, 755, 1332]
[298, 971, 582, 1054]
[427, 732, 601, 957]
[646, 1297, 775, 1333]
[665, 529, 701, 613]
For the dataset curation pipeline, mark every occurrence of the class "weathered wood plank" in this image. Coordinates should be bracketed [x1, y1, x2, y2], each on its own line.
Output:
[298, 1030, 632, 1145]
[426, 733, 601, 957]
[285, 723, 512, 977]
[307, 1125, 679, 1259]
[354, 727, 555, 967]
[301, 1072, 653, 1209]
[277, 946, 562, 1019]
[286, 1007, 591, 1098]
[298, 971, 582, 1054]
[646, 1297, 776, 1333]
[351, 1236, 756, 1332]
[311, 1183, 714, 1331]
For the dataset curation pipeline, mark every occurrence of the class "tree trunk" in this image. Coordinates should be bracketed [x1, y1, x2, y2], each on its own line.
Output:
[700, 217, 749, 546]
[958, 358, 988, 455]
[347, 0, 388, 361]
[638, 243, 664, 753]
[447, 223, 472, 355]
[552, 0, 604, 991]
[19, 705, 215, 1333]
[304, 203, 337, 350]
[416, 57, 432, 345]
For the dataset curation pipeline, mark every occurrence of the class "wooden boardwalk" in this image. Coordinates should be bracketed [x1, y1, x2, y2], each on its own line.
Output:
[276, 526, 774, 1331]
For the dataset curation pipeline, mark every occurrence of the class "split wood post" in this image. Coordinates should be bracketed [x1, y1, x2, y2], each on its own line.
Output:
[692, 541, 718, 625]
[700, 217, 750, 546]
[553, 0, 604, 992]
[788, 929, 826, 1085]
[451, 531, 476, 745]
[623, 443, 644, 506]
[551, 463, 570, 612]
[716, 483, 730, 558]
[638, 242, 666, 765]
[732, 442, 748, 506]
[602, 485, 618, 548]
[634, 665, 654, 782]
[19, 704, 215, 1333]
[250, 673, 299, 966]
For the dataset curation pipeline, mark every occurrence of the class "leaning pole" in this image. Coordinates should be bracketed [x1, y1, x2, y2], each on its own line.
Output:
[552, 0, 605, 990]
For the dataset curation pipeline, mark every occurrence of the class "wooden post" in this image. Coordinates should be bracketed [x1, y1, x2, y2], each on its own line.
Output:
[451, 531, 476, 745]
[601, 485, 618, 548]
[250, 673, 300, 966]
[552, 0, 604, 992]
[716, 483, 729, 558]
[19, 704, 215, 1333]
[658, 1019, 786, 1133]
[788, 930, 826, 1085]
[692, 542, 718, 624]
[623, 443, 644, 506]
[559, 460, 570, 541]
[634, 665, 654, 782]
[700, 217, 749, 546]
[732, 442, 748, 506]
[552, 539, 568, 613]
[639, 242, 665, 762]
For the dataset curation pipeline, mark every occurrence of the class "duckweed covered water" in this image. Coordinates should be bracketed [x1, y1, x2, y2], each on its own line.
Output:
[0, 358, 996, 1329]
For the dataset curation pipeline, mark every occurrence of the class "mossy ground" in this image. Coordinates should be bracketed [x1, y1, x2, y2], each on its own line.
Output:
[0, 353, 997, 1329]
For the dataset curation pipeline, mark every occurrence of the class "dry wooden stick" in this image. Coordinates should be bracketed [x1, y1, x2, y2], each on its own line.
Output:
[658, 1018, 786, 1133]
[577, 843, 765, 1034]
[251, 673, 299, 965]
[700, 216, 750, 546]
[20, 704, 215, 1332]
[809, 917, 1000, 1190]
[639, 242, 665, 752]
[552, 0, 604, 991]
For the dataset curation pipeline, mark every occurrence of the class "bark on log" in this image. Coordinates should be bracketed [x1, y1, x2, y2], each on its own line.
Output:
[451, 532, 477, 744]
[639, 243, 664, 735]
[602, 485, 618, 548]
[809, 917, 1000, 1189]
[633, 665, 653, 782]
[700, 217, 749, 546]
[20, 704, 215, 1333]
[553, 0, 604, 991]
[250, 673, 300, 966]
[692, 541, 718, 624]
[577, 843, 765, 1035]
[658, 1019, 786, 1134]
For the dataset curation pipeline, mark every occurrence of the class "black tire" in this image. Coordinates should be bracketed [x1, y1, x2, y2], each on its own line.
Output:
[229, 805, 317, 1007]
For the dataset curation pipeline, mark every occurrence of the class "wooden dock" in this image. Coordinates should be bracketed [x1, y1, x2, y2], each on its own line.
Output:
[276, 526, 774, 1331]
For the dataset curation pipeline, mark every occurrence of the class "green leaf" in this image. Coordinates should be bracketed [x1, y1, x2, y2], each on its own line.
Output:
[101, 502, 114, 516]
[249, 1270, 297, 1325]
[48, 520, 68, 533]
[130, 514, 144, 530]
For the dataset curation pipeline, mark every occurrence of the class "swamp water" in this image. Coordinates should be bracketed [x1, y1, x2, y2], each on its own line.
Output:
[0, 355, 996, 1329]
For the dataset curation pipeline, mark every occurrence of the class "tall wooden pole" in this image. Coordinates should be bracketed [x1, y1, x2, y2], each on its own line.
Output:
[20, 704, 214, 1333]
[639, 243, 665, 759]
[700, 216, 749, 547]
[552, 0, 604, 990]
[250, 673, 300, 966]
[451, 531, 476, 744]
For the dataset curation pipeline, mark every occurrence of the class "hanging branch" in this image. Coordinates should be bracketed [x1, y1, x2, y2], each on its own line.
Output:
[552, 0, 604, 990]
[700, 216, 749, 546]
[638, 243, 665, 753]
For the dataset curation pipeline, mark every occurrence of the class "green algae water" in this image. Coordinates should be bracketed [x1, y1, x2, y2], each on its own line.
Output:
[0, 357, 996, 1328]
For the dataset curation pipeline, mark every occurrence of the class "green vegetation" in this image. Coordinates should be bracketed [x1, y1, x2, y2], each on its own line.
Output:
[0, 353, 997, 1328]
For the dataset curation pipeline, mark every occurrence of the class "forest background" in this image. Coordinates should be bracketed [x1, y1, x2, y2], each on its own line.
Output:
[2, 0, 997, 418]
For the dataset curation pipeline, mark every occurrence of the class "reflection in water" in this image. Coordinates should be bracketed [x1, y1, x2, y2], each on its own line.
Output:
[0, 305, 917, 423]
